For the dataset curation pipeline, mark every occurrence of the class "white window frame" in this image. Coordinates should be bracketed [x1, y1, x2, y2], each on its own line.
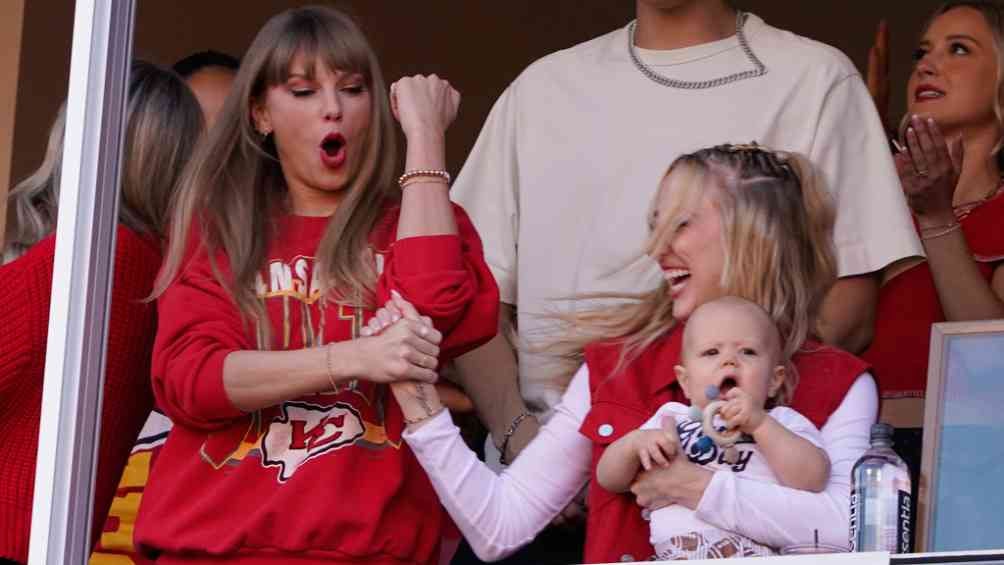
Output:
[28, 0, 134, 563]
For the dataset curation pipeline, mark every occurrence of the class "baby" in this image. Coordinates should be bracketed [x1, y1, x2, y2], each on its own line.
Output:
[596, 296, 830, 559]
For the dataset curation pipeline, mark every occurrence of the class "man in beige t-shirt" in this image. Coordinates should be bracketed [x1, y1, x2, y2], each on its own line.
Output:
[451, 1, 920, 469]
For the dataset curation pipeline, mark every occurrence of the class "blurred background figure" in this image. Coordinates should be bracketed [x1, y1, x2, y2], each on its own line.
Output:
[0, 60, 203, 565]
[172, 49, 239, 128]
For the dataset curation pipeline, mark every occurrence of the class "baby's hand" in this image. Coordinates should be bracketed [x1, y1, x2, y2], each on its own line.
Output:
[630, 427, 679, 471]
[719, 388, 767, 434]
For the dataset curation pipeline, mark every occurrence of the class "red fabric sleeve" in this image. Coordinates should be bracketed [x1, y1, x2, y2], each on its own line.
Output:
[0, 245, 46, 397]
[0, 228, 160, 555]
[377, 204, 499, 362]
[89, 227, 161, 547]
[151, 236, 248, 431]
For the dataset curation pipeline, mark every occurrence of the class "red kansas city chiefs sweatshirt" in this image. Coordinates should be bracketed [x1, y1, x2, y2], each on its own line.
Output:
[134, 203, 498, 565]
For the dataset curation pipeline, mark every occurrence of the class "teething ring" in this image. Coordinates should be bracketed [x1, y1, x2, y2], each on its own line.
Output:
[702, 400, 742, 447]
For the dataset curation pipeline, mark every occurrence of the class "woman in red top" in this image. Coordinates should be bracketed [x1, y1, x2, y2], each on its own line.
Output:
[864, 1, 1004, 423]
[379, 145, 879, 562]
[132, 6, 497, 565]
[0, 61, 203, 564]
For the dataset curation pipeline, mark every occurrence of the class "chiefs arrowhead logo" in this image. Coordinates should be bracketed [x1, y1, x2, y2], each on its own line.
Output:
[261, 401, 366, 482]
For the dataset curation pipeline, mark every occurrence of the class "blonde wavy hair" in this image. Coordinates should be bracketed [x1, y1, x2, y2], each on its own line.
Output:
[153, 6, 397, 333]
[3, 61, 203, 263]
[907, 0, 1004, 169]
[549, 144, 837, 390]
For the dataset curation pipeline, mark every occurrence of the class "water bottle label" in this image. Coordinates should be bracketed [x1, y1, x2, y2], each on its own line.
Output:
[849, 483, 912, 552]
[849, 490, 859, 551]
[897, 489, 912, 554]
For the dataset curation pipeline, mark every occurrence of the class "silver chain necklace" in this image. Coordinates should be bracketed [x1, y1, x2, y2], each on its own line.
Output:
[627, 11, 767, 89]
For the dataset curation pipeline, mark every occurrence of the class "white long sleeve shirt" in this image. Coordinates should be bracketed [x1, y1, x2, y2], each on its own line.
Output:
[404, 365, 878, 561]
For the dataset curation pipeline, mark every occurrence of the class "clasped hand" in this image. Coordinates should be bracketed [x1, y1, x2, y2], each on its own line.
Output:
[357, 290, 442, 384]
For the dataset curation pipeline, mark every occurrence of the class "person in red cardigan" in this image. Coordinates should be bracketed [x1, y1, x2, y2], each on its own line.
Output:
[131, 7, 498, 565]
[0, 61, 203, 565]
[376, 144, 878, 562]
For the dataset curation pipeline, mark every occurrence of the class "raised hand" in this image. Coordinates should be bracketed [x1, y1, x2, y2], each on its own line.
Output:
[389, 74, 460, 139]
[895, 115, 962, 224]
[718, 387, 766, 434]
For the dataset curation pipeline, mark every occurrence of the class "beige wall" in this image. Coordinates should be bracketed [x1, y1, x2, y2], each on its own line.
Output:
[0, 0, 26, 245]
[8, 1, 946, 187]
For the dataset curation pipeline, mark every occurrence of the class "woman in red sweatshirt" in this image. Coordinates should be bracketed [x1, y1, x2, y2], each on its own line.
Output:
[132, 6, 498, 565]
[0, 61, 203, 564]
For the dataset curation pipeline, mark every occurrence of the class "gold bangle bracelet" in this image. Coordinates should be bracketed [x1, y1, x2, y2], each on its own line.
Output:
[324, 343, 339, 393]
[921, 222, 962, 241]
[398, 169, 451, 188]
[918, 220, 960, 233]
[400, 177, 449, 190]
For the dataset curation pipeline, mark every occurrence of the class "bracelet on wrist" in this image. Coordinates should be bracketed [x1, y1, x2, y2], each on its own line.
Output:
[404, 405, 446, 426]
[498, 411, 537, 466]
[324, 343, 339, 393]
[920, 222, 961, 241]
[400, 177, 449, 190]
[398, 169, 451, 188]
[403, 383, 445, 426]
[918, 219, 959, 232]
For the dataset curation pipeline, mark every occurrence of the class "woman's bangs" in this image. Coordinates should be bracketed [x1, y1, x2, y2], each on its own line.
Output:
[260, 16, 372, 89]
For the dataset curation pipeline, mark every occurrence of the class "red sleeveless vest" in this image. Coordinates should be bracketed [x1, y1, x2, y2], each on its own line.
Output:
[579, 327, 869, 563]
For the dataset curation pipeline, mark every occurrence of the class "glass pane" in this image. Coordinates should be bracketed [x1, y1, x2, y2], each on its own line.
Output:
[931, 332, 1004, 551]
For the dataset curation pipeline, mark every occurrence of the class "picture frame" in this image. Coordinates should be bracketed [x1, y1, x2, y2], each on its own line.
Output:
[916, 320, 1004, 553]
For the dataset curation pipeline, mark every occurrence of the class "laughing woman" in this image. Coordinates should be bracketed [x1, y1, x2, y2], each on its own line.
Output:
[132, 7, 497, 565]
[378, 144, 878, 563]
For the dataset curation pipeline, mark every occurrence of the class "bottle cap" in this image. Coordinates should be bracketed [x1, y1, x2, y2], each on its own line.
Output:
[870, 422, 895, 443]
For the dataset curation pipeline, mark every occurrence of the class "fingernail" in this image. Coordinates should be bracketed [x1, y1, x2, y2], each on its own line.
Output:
[907, 127, 915, 135]
[392, 314, 401, 322]
[927, 117, 935, 126]
[391, 289, 402, 299]
[912, 114, 920, 122]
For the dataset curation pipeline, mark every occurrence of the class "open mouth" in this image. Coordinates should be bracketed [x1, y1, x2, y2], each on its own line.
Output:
[319, 133, 346, 168]
[717, 376, 738, 396]
[915, 85, 946, 102]
[664, 268, 691, 294]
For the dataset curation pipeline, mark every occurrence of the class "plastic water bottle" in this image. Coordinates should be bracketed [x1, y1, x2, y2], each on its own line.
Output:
[849, 423, 912, 553]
